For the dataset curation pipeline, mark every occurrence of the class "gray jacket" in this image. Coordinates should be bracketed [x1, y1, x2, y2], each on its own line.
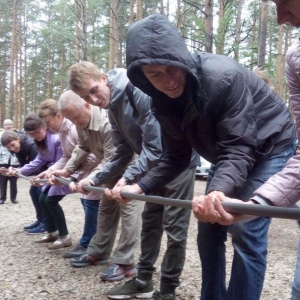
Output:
[0, 132, 19, 167]
[0, 146, 19, 166]
[90, 68, 163, 185]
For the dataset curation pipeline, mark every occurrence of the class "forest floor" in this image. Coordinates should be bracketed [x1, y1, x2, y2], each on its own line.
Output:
[0, 178, 299, 300]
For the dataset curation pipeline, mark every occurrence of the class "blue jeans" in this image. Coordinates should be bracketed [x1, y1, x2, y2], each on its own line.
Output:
[29, 185, 46, 224]
[198, 142, 295, 300]
[80, 198, 100, 248]
[292, 238, 300, 299]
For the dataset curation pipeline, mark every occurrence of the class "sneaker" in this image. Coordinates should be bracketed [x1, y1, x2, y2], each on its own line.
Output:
[70, 253, 107, 268]
[152, 290, 176, 300]
[24, 220, 40, 231]
[0, 200, 5, 204]
[101, 263, 137, 282]
[107, 276, 153, 299]
[35, 234, 59, 243]
[27, 223, 47, 235]
[62, 243, 86, 259]
[11, 199, 18, 204]
[48, 237, 72, 250]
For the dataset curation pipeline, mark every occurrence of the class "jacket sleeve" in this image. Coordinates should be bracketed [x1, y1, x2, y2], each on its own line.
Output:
[286, 40, 300, 139]
[52, 135, 63, 166]
[20, 152, 49, 176]
[138, 114, 193, 193]
[205, 70, 258, 196]
[27, 143, 38, 162]
[0, 146, 12, 165]
[88, 112, 122, 185]
[50, 125, 78, 170]
[90, 110, 135, 185]
[253, 151, 300, 207]
[91, 91, 163, 186]
[122, 91, 163, 182]
[64, 144, 90, 174]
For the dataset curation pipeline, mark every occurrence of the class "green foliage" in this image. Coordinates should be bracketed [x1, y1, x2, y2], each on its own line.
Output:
[1, 0, 300, 117]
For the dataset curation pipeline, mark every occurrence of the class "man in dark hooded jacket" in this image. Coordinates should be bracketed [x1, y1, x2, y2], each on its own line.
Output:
[109, 13, 296, 300]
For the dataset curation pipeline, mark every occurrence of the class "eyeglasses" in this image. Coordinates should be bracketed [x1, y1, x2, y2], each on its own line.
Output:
[26, 127, 44, 136]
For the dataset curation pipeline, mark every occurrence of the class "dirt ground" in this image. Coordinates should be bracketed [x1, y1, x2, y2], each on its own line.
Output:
[0, 178, 299, 300]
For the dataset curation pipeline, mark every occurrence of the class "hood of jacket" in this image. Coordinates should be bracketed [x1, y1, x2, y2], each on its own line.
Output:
[107, 68, 129, 107]
[126, 13, 200, 99]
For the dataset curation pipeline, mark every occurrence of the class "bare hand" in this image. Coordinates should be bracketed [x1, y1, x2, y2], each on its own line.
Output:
[49, 169, 70, 185]
[0, 167, 18, 177]
[213, 197, 256, 225]
[37, 169, 52, 179]
[69, 182, 79, 193]
[104, 183, 142, 205]
[192, 194, 221, 223]
[30, 176, 44, 186]
[72, 178, 93, 194]
[192, 193, 255, 225]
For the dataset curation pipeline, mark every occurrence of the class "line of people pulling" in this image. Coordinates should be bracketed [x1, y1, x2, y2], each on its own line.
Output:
[1, 1, 300, 298]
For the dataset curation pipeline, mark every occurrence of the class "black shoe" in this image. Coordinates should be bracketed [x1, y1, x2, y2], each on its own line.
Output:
[0, 200, 5, 204]
[63, 243, 87, 259]
[152, 291, 176, 300]
[24, 220, 41, 231]
[27, 223, 47, 234]
[11, 199, 18, 204]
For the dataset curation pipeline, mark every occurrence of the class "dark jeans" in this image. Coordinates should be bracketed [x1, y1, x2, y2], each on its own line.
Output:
[0, 174, 17, 201]
[198, 142, 295, 300]
[39, 188, 68, 237]
[29, 185, 46, 224]
[80, 198, 100, 248]
[137, 167, 195, 294]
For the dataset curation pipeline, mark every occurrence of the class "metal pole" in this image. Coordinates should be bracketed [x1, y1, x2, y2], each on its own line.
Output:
[53, 176, 300, 220]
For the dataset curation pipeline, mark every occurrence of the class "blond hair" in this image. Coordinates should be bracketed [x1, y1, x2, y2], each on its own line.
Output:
[38, 99, 59, 118]
[68, 61, 104, 92]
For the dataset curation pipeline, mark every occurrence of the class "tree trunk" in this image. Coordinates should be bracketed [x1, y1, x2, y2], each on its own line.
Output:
[81, 0, 87, 61]
[109, 0, 116, 69]
[75, 1, 80, 61]
[204, 0, 213, 53]
[9, 0, 19, 121]
[129, 0, 135, 24]
[137, 0, 143, 20]
[275, 25, 284, 100]
[233, 0, 243, 61]
[216, 0, 225, 54]
[258, 0, 268, 68]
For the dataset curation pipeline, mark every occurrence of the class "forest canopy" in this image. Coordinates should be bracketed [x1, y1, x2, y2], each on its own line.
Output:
[1, 0, 299, 128]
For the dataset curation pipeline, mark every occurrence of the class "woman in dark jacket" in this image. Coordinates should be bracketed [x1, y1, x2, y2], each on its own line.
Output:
[1, 130, 47, 232]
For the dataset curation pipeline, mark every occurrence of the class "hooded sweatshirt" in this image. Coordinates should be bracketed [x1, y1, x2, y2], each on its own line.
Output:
[126, 13, 295, 197]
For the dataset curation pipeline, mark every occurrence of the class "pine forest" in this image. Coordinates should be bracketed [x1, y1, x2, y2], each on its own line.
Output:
[1, 0, 300, 128]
